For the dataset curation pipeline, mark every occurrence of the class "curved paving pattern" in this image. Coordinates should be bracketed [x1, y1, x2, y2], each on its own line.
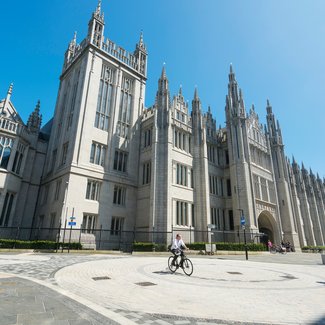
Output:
[54, 256, 325, 324]
[0, 252, 324, 325]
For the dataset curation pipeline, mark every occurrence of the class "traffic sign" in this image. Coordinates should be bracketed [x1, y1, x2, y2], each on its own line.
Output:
[70, 216, 76, 220]
[68, 222, 76, 226]
[240, 215, 246, 226]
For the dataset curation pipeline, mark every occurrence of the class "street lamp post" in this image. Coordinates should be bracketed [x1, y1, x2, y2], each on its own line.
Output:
[239, 209, 248, 261]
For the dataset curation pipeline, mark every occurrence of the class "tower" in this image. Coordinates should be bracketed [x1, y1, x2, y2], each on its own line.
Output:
[266, 101, 300, 248]
[35, 1, 147, 248]
[225, 65, 256, 236]
[191, 88, 210, 239]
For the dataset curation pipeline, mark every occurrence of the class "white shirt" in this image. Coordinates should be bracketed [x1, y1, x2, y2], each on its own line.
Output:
[171, 238, 185, 250]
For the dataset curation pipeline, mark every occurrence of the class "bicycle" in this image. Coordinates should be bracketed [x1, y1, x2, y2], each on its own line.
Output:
[168, 250, 193, 276]
[270, 245, 287, 254]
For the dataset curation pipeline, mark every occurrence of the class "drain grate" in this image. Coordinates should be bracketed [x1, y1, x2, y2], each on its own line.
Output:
[227, 271, 242, 275]
[92, 276, 111, 281]
[135, 282, 157, 286]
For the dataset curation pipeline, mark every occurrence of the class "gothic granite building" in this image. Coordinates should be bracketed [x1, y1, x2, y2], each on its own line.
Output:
[1, 2, 324, 249]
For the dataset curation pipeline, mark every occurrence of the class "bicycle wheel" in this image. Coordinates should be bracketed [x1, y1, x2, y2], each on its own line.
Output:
[270, 247, 276, 254]
[168, 256, 177, 273]
[182, 258, 193, 276]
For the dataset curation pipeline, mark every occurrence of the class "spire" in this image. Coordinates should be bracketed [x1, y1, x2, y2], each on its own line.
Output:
[2, 83, 13, 114]
[179, 84, 182, 95]
[266, 99, 272, 114]
[156, 64, 169, 103]
[192, 86, 201, 115]
[227, 63, 241, 112]
[161, 64, 167, 79]
[96, 0, 102, 15]
[27, 100, 42, 133]
[301, 162, 306, 171]
[93, 0, 104, 21]
[228, 63, 236, 82]
[73, 31, 77, 44]
[194, 86, 199, 101]
[6, 83, 13, 102]
[87, 0, 105, 48]
[135, 30, 147, 53]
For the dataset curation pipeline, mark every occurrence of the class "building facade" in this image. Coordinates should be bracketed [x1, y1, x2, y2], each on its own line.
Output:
[1, 2, 324, 249]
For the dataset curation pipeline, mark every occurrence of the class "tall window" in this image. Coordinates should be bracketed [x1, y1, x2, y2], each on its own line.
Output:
[67, 70, 80, 130]
[0, 136, 13, 170]
[113, 150, 128, 172]
[42, 185, 49, 205]
[207, 144, 216, 163]
[229, 210, 234, 230]
[95, 65, 114, 131]
[113, 185, 126, 205]
[190, 169, 194, 188]
[211, 208, 222, 230]
[86, 180, 101, 201]
[54, 179, 62, 201]
[50, 149, 57, 172]
[0, 192, 15, 226]
[82, 214, 97, 234]
[61, 142, 69, 166]
[225, 150, 229, 165]
[268, 180, 276, 203]
[12, 143, 25, 175]
[143, 128, 152, 148]
[142, 162, 151, 185]
[191, 204, 195, 227]
[176, 200, 188, 226]
[57, 83, 70, 137]
[253, 174, 261, 199]
[50, 212, 57, 229]
[174, 129, 191, 154]
[117, 76, 133, 138]
[176, 163, 187, 186]
[211, 207, 218, 227]
[110, 217, 124, 235]
[226, 179, 232, 196]
[261, 178, 268, 201]
[90, 141, 107, 167]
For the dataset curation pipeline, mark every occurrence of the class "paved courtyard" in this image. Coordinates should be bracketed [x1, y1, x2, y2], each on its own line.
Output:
[0, 251, 324, 325]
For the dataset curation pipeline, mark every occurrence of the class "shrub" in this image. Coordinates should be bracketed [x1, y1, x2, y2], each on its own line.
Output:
[302, 245, 325, 252]
[0, 239, 82, 250]
[133, 242, 167, 252]
[188, 242, 266, 251]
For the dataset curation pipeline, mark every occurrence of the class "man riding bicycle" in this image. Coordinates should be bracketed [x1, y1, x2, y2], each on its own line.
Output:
[171, 234, 188, 268]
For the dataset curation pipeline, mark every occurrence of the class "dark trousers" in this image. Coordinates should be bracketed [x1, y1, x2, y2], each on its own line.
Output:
[171, 249, 184, 266]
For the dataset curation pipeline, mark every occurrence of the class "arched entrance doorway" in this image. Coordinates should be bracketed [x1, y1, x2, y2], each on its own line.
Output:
[258, 211, 277, 244]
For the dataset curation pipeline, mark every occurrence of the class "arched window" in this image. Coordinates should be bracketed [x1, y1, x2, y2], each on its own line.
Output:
[0, 137, 13, 170]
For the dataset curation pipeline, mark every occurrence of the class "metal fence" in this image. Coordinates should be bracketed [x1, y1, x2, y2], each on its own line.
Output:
[0, 225, 267, 252]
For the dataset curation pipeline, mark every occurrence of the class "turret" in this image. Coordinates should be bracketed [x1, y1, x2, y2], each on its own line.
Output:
[226, 64, 245, 119]
[87, 0, 105, 47]
[134, 31, 148, 76]
[156, 66, 169, 99]
[1, 83, 13, 114]
[155, 66, 170, 127]
[27, 100, 42, 133]
[266, 99, 283, 145]
[64, 32, 77, 69]
[191, 87, 203, 145]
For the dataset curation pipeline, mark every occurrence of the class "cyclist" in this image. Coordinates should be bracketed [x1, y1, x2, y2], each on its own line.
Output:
[171, 234, 188, 267]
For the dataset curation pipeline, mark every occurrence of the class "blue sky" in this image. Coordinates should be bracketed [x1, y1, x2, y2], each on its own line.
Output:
[0, 0, 324, 177]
